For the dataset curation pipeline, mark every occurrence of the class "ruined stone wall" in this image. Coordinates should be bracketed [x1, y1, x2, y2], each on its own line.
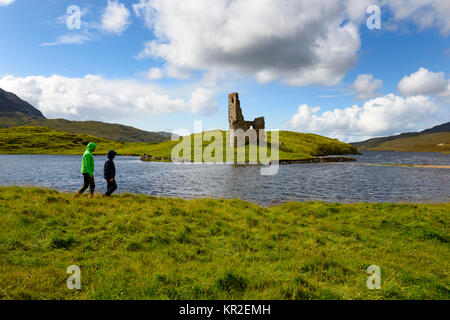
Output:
[228, 92, 265, 147]
[228, 93, 244, 127]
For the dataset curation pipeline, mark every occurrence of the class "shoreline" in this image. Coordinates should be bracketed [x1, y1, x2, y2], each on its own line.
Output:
[274, 156, 356, 165]
[1, 186, 449, 206]
[378, 164, 450, 168]
[357, 149, 449, 155]
[139, 154, 358, 164]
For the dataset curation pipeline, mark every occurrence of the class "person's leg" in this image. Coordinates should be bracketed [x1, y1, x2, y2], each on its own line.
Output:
[111, 181, 117, 195]
[76, 173, 90, 196]
[104, 180, 117, 197]
[88, 176, 95, 198]
[104, 180, 111, 197]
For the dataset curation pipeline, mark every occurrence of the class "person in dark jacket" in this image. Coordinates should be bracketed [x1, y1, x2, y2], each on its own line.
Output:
[103, 150, 118, 197]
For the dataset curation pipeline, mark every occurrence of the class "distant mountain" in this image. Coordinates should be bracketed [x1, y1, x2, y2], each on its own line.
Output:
[352, 122, 450, 153]
[0, 88, 45, 119]
[421, 122, 450, 134]
[0, 88, 171, 143]
[16, 118, 173, 143]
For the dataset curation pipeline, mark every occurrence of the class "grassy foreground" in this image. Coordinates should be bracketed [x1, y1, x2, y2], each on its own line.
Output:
[0, 187, 448, 300]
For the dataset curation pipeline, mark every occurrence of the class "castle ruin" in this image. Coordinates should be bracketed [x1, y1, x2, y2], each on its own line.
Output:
[228, 92, 265, 147]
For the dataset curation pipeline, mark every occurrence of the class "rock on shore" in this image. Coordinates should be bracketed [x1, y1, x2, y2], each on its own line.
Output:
[140, 153, 356, 164]
[272, 157, 356, 165]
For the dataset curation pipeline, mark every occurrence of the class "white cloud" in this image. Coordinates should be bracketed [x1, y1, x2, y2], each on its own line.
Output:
[382, 0, 450, 35]
[145, 68, 164, 80]
[41, 34, 92, 47]
[138, 65, 193, 80]
[397, 67, 449, 96]
[287, 94, 442, 141]
[189, 88, 217, 115]
[132, 0, 450, 87]
[351, 74, 383, 100]
[43, 1, 131, 46]
[41, 7, 96, 47]
[42, 6, 100, 46]
[0, 0, 15, 6]
[163, 64, 192, 80]
[133, 0, 362, 86]
[200, 71, 228, 88]
[0, 75, 217, 120]
[101, 0, 131, 34]
[132, 0, 155, 28]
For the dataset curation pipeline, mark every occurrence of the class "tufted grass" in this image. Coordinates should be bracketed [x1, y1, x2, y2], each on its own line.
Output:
[0, 186, 448, 300]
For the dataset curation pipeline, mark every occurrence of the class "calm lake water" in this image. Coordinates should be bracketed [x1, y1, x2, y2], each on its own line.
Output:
[0, 151, 449, 205]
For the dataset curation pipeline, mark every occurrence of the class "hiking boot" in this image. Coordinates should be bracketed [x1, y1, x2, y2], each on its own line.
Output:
[88, 192, 94, 199]
[75, 191, 82, 198]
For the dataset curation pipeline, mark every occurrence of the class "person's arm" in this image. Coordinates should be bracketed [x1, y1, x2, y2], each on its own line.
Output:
[87, 153, 95, 177]
[104, 161, 108, 179]
[111, 162, 116, 179]
[104, 161, 113, 180]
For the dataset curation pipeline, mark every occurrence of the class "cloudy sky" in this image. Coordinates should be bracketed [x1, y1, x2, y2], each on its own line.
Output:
[0, 0, 449, 141]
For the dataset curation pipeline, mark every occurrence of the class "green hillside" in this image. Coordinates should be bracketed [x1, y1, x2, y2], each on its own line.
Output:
[352, 122, 450, 153]
[0, 186, 448, 300]
[352, 132, 419, 149]
[0, 127, 358, 161]
[0, 126, 156, 156]
[356, 132, 450, 153]
[141, 130, 358, 162]
[0, 117, 170, 143]
[0, 87, 170, 143]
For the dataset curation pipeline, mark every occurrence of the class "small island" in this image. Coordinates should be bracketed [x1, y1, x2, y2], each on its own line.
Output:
[140, 93, 358, 164]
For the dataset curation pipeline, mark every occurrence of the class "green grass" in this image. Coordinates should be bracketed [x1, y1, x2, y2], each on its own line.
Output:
[0, 126, 156, 156]
[0, 116, 170, 143]
[0, 126, 358, 161]
[355, 132, 450, 153]
[0, 186, 448, 300]
[124, 130, 358, 162]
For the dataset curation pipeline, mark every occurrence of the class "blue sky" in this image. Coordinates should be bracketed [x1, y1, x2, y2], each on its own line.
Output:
[0, 0, 449, 141]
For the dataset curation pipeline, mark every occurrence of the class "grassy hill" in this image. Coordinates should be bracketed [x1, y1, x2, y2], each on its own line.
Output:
[0, 126, 358, 161]
[355, 132, 450, 153]
[0, 186, 448, 300]
[0, 117, 170, 143]
[0, 126, 156, 156]
[352, 122, 450, 153]
[140, 130, 358, 162]
[0, 87, 170, 143]
[352, 132, 419, 149]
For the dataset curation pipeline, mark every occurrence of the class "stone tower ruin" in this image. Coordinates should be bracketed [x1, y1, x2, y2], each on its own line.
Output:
[228, 92, 265, 147]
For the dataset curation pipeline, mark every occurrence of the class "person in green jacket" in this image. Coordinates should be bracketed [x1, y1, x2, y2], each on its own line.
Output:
[76, 142, 97, 198]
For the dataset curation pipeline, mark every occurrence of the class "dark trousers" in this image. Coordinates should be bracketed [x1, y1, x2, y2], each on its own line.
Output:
[104, 179, 117, 197]
[78, 173, 95, 195]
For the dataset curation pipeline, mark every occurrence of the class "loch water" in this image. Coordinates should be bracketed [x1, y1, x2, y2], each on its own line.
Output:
[0, 151, 449, 205]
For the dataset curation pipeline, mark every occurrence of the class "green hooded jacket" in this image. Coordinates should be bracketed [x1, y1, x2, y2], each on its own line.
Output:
[81, 142, 97, 177]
